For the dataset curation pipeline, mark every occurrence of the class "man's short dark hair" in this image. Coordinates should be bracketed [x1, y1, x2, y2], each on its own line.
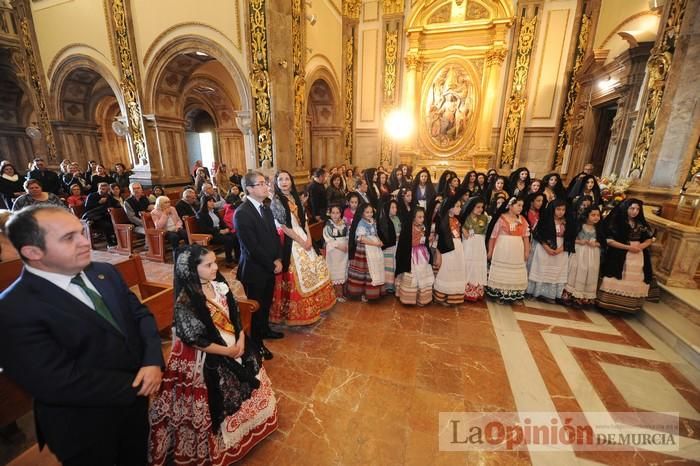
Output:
[243, 170, 264, 194]
[4, 205, 67, 260]
[313, 168, 326, 178]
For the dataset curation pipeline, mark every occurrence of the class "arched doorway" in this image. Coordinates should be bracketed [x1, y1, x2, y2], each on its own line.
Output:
[146, 38, 251, 184]
[306, 78, 342, 168]
[51, 58, 127, 171]
[0, 47, 39, 171]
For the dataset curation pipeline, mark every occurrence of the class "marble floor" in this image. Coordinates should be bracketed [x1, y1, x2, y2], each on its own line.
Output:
[4, 251, 700, 465]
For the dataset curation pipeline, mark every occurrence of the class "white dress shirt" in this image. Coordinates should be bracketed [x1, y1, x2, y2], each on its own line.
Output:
[24, 264, 100, 311]
[247, 197, 265, 217]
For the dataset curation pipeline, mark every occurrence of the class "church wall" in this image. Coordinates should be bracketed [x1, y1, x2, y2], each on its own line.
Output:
[306, 0, 343, 91]
[517, 0, 578, 177]
[131, 0, 247, 81]
[31, 0, 118, 103]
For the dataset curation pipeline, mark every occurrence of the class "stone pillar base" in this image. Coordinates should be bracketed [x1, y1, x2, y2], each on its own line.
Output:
[646, 206, 700, 289]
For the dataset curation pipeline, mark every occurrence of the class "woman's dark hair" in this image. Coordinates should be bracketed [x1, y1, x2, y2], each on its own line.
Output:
[543, 172, 567, 200]
[348, 202, 374, 260]
[411, 168, 436, 200]
[524, 191, 547, 213]
[574, 205, 606, 249]
[377, 199, 399, 250]
[330, 173, 343, 188]
[152, 185, 164, 195]
[388, 167, 405, 191]
[508, 167, 531, 195]
[345, 191, 361, 204]
[198, 195, 215, 217]
[569, 174, 601, 203]
[533, 198, 573, 252]
[363, 168, 379, 206]
[459, 196, 485, 224]
[328, 203, 343, 215]
[528, 178, 544, 193]
[572, 194, 594, 214]
[484, 175, 509, 204]
[485, 197, 524, 247]
[274, 169, 306, 228]
[487, 192, 508, 216]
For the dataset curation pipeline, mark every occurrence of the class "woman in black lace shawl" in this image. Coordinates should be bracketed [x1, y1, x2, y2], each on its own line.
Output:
[149, 245, 278, 465]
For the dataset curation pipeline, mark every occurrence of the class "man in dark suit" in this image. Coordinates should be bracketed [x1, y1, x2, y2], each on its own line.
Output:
[0, 205, 163, 465]
[234, 170, 283, 360]
[26, 157, 61, 195]
[83, 181, 121, 246]
[176, 188, 200, 219]
[307, 167, 328, 222]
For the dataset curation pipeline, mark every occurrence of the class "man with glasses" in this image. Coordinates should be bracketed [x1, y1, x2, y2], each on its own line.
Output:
[234, 171, 283, 360]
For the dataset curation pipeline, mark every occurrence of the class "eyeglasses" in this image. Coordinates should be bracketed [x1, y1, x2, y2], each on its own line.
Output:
[250, 182, 268, 187]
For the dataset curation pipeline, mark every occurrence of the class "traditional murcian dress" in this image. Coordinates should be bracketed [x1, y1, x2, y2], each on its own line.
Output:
[323, 219, 349, 285]
[149, 285, 277, 466]
[396, 224, 434, 306]
[434, 217, 466, 305]
[270, 201, 336, 326]
[383, 215, 401, 293]
[346, 218, 385, 300]
[462, 213, 489, 301]
[527, 222, 569, 300]
[486, 216, 530, 302]
[562, 225, 600, 305]
[597, 222, 651, 313]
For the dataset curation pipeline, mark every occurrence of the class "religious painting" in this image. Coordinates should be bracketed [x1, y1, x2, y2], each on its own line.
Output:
[424, 64, 475, 149]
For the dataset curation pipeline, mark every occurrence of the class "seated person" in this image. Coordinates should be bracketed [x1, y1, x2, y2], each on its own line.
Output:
[88, 164, 115, 193]
[123, 182, 153, 234]
[175, 188, 200, 219]
[196, 195, 236, 264]
[148, 185, 165, 204]
[26, 158, 61, 195]
[200, 182, 225, 210]
[110, 183, 125, 206]
[12, 179, 64, 211]
[83, 182, 121, 246]
[61, 162, 90, 193]
[65, 183, 87, 208]
[150, 196, 189, 256]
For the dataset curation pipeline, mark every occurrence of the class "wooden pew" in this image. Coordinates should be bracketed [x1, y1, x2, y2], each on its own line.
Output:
[142, 212, 167, 263]
[114, 255, 173, 332]
[237, 298, 259, 336]
[183, 215, 213, 246]
[108, 206, 142, 255]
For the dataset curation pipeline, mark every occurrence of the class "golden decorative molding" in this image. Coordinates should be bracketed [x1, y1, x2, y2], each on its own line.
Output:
[248, 0, 273, 165]
[628, 0, 688, 176]
[342, 32, 355, 164]
[342, 0, 361, 19]
[46, 43, 111, 79]
[19, 17, 57, 160]
[405, 52, 422, 70]
[383, 30, 398, 101]
[382, 0, 403, 16]
[499, 15, 537, 167]
[110, 0, 147, 164]
[485, 47, 506, 67]
[553, 13, 590, 170]
[292, 0, 306, 167]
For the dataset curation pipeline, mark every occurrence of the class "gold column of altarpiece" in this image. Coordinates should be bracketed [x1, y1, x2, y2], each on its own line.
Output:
[292, 0, 306, 168]
[342, 0, 361, 164]
[379, 0, 404, 166]
[248, 0, 274, 166]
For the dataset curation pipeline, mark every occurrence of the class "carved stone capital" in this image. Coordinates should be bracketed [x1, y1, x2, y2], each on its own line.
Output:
[405, 53, 422, 70]
[485, 47, 507, 67]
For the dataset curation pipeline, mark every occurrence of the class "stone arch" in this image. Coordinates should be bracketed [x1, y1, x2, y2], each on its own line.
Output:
[48, 54, 128, 169]
[142, 35, 251, 182]
[305, 66, 343, 169]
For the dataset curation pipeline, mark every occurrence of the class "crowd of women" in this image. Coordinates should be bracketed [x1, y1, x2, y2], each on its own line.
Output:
[289, 163, 656, 315]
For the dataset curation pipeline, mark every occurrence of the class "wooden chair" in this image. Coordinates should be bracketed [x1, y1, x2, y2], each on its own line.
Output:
[108, 207, 143, 255]
[0, 259, 32, 430]
[141, 212, 167, 263]
[183, 215, 213, 246]
[309, 221, 324, 243]
[114, 255, 173, 332]
[69, 204, 97, 247]
[236, 298, 259, 336]
[167, 191, 182, 203]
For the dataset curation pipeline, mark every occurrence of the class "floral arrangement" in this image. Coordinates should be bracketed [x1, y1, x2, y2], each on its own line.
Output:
[599, 173, 631, 210]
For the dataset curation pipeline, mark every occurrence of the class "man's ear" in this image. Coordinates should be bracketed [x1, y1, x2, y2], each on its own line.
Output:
[20, 245, 44, 261]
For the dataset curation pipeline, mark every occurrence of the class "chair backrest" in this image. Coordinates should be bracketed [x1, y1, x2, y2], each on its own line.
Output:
[142, 211, 156, 230]
[309, 221, 324, 243]
[108, 206, 130, 225]
[167, 191, 182, 203]
[0, 259, 23, 291]
[113, 255, 147, 288]
[183, 215, 200, 236]
[70, 204, 85, 219]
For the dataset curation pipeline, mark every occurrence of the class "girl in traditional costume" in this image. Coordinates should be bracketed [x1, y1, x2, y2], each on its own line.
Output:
[486, 198, 531, 303]
[527, 199, 573, 303]
[149, 245, 277, 465]
[562, 206, 604, 307]
[346, 203, 385, 302]
[324, 204, 349, 302]
[433, 196, 466, 306]
[395, 207, 434, 306]
[460, 196, 489, 301]
[597, 199, 655, 313]
[378, 199, 401, 293]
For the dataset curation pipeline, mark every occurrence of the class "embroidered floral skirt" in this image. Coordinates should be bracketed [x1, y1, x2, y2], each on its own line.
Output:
[396, 245, 434, 306]
[462, 234, 487, 301]
[486, 236, 528, 302]
[149, 340, 278, 466]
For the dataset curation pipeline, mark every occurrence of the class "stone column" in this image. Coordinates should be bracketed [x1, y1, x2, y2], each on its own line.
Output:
[379, 0, 404, 167]
[106, 0, 152, 185]
[473, 47, 506, 170]
[397, 34, 420, 165]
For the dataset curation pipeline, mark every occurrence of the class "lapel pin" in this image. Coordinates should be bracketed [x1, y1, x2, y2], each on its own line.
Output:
[98, 274, 105, 280]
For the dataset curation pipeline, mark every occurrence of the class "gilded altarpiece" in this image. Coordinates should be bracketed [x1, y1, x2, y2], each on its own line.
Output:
[379, 0, 404, 166]
[342, 0, 360, 164]
[403, 0, 513, 174]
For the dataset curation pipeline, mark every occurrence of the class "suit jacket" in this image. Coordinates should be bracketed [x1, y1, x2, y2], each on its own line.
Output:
[0, 262, 164, 460]
[307, 180, 327, 219]
[233, 199, 281, 282]
[176, 199, 199, 219]
[196, 209, 224, 236]
[27, 169, 61, 194]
